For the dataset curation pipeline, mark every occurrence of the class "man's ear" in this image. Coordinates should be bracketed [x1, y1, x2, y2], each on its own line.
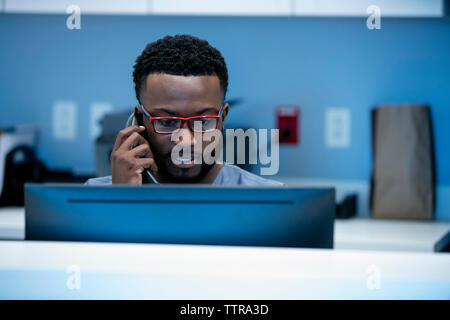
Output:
[221, 103, 230, 127]
[133, 105, 146, 127]
[134, 105, 142, 116]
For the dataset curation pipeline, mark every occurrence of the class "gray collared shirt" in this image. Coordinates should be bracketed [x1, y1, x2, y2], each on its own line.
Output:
[85, 164, 285, 186]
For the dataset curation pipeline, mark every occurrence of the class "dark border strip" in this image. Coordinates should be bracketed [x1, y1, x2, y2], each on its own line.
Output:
[67, 199, 293, 205]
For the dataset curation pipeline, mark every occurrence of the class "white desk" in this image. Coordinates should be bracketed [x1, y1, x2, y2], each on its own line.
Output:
[0, 207, 23, 240]
[1, 207, 449, 252]
[0, 240, 449, 299]
[334, 218, 450, 252]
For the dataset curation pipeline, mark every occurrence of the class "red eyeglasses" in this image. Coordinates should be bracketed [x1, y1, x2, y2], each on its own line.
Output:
[140, 105, 223, 134]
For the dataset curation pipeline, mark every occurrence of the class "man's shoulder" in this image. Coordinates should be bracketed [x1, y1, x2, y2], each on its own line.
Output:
[85, 175, 112, 185]
[216, 164, 285, 187]
[84, 166, 285, 187]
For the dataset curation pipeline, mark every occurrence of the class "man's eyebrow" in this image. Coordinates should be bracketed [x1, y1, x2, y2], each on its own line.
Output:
[196, 107, 218, 114]
[153, 108, 178, 115]
[153, 107, 218, 116]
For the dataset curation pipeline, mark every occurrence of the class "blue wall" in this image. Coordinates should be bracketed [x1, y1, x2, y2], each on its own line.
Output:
[1, 14, 449, 185]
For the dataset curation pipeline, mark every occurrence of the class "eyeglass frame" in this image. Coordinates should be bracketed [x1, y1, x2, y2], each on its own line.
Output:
[139, 104, 224, 134]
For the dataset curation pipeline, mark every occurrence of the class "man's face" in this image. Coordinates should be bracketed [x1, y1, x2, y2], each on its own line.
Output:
[136, 73, 229, 183]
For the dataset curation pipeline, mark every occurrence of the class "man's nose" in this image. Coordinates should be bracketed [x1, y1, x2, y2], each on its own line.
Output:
[178, 121, 197, 146]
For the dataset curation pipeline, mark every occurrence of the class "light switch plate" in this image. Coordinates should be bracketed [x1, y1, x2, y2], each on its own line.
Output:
[90, 102, 113, 139]
[52, 100, 77, 141]
[325, 107, 351, 148]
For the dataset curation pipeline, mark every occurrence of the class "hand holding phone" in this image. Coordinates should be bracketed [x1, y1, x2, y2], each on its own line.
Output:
[110, 125, 159, 184]
[135, 110, 159, 184]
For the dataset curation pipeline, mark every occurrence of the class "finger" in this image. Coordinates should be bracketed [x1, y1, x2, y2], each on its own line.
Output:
[112, 126, 146, 152]
[118, 131, 149, 152]
[130, 143, 153, 158]
[136, 157, 158, 173]
[114, 126, 146, 151]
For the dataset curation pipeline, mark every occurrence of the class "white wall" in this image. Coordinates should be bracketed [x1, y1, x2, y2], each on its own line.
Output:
[2, 0, 445, 17]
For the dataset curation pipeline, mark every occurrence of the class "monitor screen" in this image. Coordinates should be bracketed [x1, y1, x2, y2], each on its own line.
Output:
[25, 184, 335, 249]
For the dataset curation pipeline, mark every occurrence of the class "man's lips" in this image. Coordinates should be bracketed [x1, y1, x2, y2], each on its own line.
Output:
[172, 155, 203, 168]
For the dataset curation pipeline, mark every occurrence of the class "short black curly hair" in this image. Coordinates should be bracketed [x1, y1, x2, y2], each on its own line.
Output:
[133, 34, 228, 104]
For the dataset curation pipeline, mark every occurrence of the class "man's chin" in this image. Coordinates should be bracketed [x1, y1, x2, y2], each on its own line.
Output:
[164, 162, 215, 183]
[167, 166, 202, 182]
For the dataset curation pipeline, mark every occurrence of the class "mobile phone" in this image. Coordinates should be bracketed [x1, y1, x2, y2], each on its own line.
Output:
[135, 110, 159, 184]
[143, 168, 159, 184]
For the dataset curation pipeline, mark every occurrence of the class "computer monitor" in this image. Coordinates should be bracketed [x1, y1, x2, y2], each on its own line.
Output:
[25, 184, 335, 249]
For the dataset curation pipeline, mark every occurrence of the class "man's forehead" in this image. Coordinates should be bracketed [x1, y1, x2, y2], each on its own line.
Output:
[142, 73, 221, 102]
[140, 74, 222, 115]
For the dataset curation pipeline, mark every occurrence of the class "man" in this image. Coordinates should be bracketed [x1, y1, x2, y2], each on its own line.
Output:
[86, 35, 283, 186]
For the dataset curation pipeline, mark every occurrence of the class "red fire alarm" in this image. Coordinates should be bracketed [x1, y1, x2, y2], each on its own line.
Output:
[276, 106, 300, 145]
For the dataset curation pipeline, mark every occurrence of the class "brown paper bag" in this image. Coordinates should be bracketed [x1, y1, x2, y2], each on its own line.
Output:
[370, 105, 435, 220]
